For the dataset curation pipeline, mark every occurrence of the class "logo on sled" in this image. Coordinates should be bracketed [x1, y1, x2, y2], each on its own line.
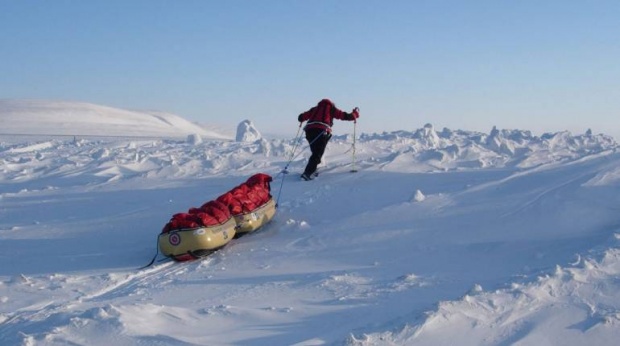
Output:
[168, 233, 181, 246]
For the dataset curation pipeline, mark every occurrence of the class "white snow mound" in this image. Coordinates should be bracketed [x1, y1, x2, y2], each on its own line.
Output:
[0, 99, 231, 139]
[236, 119, 262, 142]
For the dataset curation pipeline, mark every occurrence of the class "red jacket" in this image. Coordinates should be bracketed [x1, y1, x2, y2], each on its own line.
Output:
[298, 99, 355, 133]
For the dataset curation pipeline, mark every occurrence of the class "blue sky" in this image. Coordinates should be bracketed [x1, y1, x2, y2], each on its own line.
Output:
[1, 1, 619, 137]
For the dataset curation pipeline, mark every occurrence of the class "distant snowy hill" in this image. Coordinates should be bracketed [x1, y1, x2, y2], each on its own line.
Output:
[0, 99, 231, 139]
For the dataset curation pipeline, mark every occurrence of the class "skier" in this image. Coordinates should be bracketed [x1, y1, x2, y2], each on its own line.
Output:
[297, 99, 359, 181]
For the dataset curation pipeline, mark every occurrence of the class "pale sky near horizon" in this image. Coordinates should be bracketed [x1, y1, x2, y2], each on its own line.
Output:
[1, 1, 619, 138]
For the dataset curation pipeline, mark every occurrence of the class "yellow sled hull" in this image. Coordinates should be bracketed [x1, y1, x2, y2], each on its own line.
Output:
[159, 217, 236, 260]
[234, 198, 277, 235]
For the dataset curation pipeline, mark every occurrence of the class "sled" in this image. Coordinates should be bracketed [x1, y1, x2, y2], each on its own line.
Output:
[233, 197, 277, 236]
[158, 217, 237, 261]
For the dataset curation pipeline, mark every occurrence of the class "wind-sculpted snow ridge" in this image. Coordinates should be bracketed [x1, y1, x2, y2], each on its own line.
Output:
[1, 124, 617, 187]
[0, 137, 282, 186]
[349, 238, 620, 346]
[341, 124, 618, 171]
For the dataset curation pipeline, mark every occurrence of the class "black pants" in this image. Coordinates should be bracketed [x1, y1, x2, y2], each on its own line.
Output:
[303, 128, 331, 176]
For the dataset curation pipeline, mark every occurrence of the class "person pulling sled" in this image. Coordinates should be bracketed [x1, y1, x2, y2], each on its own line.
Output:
[297, 99, 359, 181]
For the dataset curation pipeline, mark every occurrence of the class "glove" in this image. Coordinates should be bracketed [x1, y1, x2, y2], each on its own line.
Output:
[298, 114, 304, 123]
[351, 107, 360, 120]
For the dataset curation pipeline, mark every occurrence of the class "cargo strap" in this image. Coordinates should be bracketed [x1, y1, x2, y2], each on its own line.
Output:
[304, 121, 331, 131]
[139, 235, 161, 269]
[140, 234, 195, 270]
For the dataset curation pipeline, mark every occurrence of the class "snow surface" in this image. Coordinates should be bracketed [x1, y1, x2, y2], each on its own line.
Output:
[2, 109, 620, 345]
[0, 99, 231, 140]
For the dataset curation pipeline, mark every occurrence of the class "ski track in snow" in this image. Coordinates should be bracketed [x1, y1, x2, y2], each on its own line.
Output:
[2, 125, 620, 345]
[0, 256, 221, 345]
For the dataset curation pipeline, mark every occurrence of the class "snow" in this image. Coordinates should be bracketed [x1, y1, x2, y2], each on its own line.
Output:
[0, 99, 231, 140]
[1, 101, 620, 345]
[236, 120, 262, 142]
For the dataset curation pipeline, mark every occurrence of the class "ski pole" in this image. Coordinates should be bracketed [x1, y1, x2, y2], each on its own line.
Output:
[350, 109, 358, 173]
[275, 123, 307, 208]
[281, 123, 303, 175]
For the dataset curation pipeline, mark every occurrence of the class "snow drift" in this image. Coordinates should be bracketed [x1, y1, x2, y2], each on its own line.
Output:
[0, 99, 231, 139]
